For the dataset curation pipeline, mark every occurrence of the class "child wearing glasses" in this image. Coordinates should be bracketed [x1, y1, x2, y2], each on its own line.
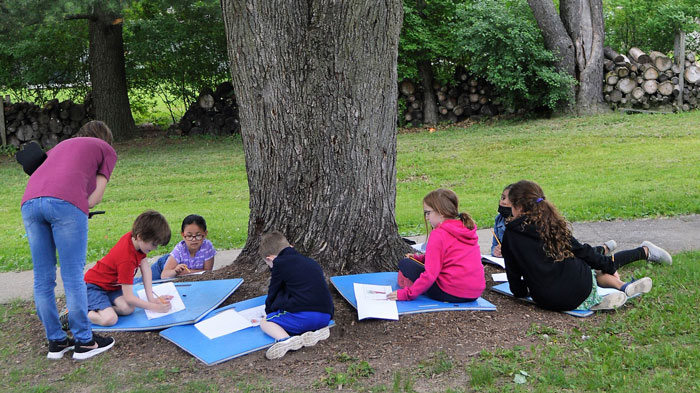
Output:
[153, 214, 216, 280]
[387, 188, 485, 303]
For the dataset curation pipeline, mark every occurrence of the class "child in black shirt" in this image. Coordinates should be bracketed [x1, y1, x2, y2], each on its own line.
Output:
[259, 231, 334, 359]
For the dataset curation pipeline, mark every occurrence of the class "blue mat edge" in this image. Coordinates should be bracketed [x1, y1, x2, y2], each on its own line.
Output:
[330, 272, 497, 317]
[160, 295, 336, 366]
[490, 282, 593, 318]
[92, 278, 244, 331]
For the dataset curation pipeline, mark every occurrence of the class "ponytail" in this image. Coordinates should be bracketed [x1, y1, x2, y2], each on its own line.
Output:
[458, 212, 475, 230]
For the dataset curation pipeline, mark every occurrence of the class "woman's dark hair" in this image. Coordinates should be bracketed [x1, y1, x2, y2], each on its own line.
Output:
[508, 180, 573, 262]
[75, 120, 113, 145]
[181, 214, 207, 232]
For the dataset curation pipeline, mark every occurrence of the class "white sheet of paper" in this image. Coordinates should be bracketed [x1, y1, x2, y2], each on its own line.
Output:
[137, 281, 186, 320]
[237, 304, 267, 326]
[411, 243, 426, 252]
[194, 309, 253, 339]
[492, 273, 508, 282]
[481, 254, 505, 269]
[353, 283, 398, 321]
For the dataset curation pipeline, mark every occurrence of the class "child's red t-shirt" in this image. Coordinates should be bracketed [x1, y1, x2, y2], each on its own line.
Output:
[84, 231, 146, 291]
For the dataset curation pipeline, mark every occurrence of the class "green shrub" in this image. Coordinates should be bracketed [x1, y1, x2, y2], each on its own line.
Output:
[451, 0, 575, 111]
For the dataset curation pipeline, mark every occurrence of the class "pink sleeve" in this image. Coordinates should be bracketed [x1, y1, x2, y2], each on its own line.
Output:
[397, 231, 444, 300]
[97, 145, 118, 181]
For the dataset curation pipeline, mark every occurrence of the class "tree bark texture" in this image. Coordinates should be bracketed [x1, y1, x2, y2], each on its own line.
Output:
[88, 6, 135, 140]
[527, 0, 576, 80]
[528, 0, 609, 115]
[417, 59, 438, 125]
[560, 0, 606, 114]
[221, 0, 408, 273]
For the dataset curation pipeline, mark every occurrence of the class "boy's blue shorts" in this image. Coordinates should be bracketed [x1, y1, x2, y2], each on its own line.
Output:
[265, 310, 331, 336]
[86, 283, 124, 311]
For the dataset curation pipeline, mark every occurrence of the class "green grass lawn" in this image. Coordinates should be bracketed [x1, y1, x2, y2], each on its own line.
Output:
[2, 111, 700, 272]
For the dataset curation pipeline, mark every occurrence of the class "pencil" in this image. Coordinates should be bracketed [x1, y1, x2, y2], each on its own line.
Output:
[408, 256, 424, 265]
[183, 265, 191, 274]
[152, 290, 166, 304]
[491, 229, 502, 248]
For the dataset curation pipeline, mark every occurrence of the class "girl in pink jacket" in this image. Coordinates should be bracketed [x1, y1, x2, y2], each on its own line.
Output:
[388, 189, 485, 302]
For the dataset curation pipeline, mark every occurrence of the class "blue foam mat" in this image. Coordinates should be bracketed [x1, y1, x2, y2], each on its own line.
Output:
[491, 282, 593, 317]
[160, 295, 336, 366]
[92, 278, 243, 331]
[330, 272, 496, 317]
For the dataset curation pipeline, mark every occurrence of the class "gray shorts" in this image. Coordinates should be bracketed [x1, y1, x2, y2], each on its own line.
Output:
[86, 283, 124, 311]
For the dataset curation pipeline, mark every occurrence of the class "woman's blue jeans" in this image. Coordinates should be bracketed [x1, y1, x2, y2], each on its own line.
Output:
[22, 197, 93, 343]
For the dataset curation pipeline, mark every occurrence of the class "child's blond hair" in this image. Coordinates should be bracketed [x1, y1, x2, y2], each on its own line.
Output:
[259, 231, 291, 257]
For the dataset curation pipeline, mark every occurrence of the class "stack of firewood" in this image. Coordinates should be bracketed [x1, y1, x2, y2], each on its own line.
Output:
[177, 82, 240, 136]
[2, 98, 93, 148]
[603, 47, 700, 111]
[399, 67, 503, 127]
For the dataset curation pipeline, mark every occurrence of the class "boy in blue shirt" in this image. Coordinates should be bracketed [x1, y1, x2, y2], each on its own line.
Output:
[259, 231, 334, 360]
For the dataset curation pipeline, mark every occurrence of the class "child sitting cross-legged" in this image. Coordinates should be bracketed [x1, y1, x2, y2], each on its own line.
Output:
[81, 211, 173, 334]
[258, 231, 334, 360]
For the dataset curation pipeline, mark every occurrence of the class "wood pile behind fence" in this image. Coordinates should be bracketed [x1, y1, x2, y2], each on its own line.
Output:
[1, 96, 94, 149]
[603, 46, 699, 111]
[175, 82, 240, 136]
[398, 67, 505, 128]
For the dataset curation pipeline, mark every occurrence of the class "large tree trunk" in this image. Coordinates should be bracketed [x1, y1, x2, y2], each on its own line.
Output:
[560, 0, 606, 114]
[417, 59, 438, 125]
[221, 0, 409, 273]
[528, 0, 608, 115]
[88, 7, 135, 140]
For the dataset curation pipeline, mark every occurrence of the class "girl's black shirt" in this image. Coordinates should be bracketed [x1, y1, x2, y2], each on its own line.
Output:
[501, 216, 615, 311]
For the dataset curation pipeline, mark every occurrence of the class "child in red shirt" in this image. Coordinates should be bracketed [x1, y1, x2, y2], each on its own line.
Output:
[84, 210, 173, 326]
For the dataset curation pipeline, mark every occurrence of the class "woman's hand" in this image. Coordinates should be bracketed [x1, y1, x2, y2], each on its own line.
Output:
[387, 291, 398, 301]
[493, 245, 502, 257]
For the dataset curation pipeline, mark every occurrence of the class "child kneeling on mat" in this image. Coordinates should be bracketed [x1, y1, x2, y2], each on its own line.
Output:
[259, 231, 334, 360]
[82, 211, 173, 327]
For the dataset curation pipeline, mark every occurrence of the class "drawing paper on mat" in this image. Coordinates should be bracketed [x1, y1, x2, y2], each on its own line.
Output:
[136, 282, 186, 319]
[353, 283, 398, 320]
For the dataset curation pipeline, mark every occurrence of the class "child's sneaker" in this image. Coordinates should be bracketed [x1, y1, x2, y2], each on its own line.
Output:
[641, 241, 672, 265]
[47, 337, 75, 360]
[300, 327, 330, 347]
[603, 240, 617, 255]
[590, 291, 627, 311]
[72, 334, 115, 360]
[265, 335, 303, 360]
[621, 277, 653, 297]
[59, 309, 69, 331]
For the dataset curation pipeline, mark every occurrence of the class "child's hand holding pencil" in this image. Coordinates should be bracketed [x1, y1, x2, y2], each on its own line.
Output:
[174, 264, 191, 276]
[151, 291, 173, 313]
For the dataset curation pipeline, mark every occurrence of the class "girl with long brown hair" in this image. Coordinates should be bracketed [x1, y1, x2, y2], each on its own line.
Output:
[502, 180, 671, 311]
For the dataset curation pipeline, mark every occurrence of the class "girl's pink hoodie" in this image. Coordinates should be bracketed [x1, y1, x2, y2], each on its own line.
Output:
[397, 219, 485, 301]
